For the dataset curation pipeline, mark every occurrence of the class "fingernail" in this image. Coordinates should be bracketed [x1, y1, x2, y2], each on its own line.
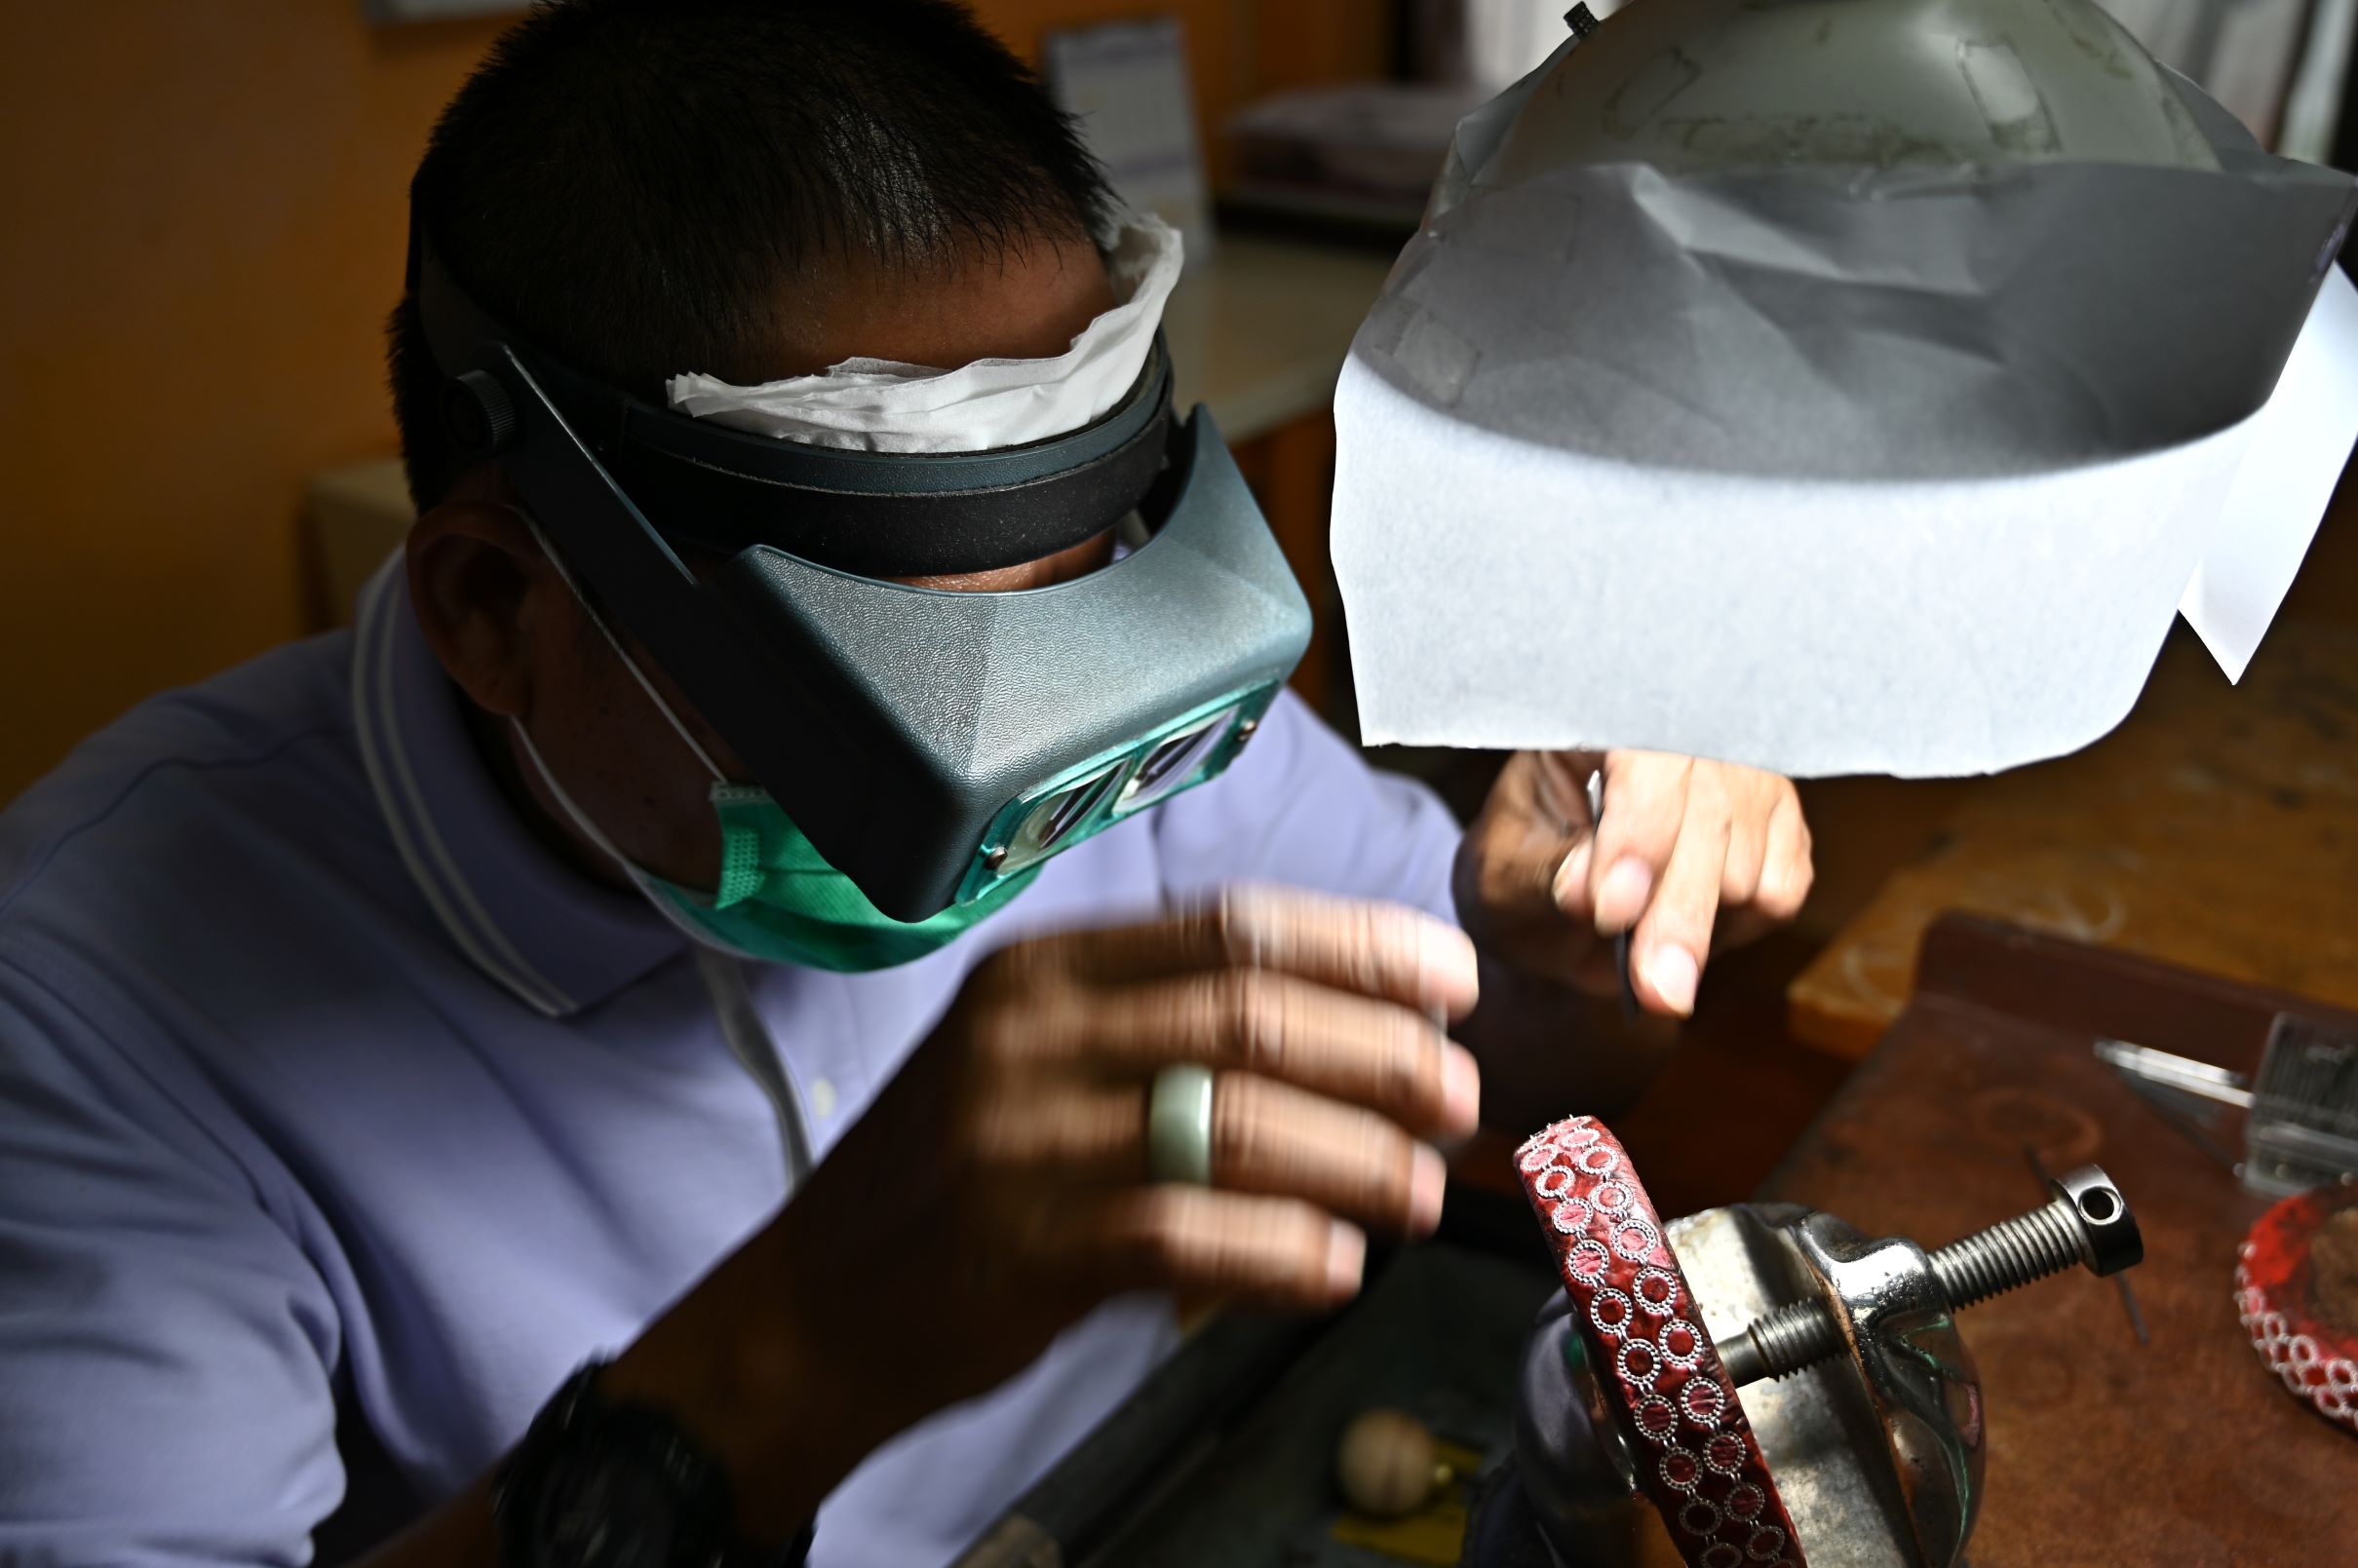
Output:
[1411, 1144, 1448, 1233]
[1442, 1044, 1482, 1132]
[1552, 839, 1594, 911]
[1419, 919, 1482, 1016]
[1647, 943, 1699, 1016]
[1594, 858, 1653, 936]
[1327, 1222, 1368, 1297]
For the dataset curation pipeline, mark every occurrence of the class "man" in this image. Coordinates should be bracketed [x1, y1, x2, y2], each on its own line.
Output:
[0, 3, 1811, 1564]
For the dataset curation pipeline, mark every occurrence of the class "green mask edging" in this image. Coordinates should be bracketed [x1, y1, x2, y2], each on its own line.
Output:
[650, 784, 1043, 973]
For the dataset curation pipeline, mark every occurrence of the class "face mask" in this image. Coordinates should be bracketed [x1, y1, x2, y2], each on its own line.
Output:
[508, 513, 1039, 971]
[688, 783, 1041, 970]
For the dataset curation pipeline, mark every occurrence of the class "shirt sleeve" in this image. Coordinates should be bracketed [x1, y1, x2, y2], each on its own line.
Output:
[1150, 687, 1464, 927]
[0, 948, 343, 1567]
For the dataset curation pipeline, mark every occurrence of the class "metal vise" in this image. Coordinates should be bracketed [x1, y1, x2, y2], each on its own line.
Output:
[1465, 1168, 2143, 1567]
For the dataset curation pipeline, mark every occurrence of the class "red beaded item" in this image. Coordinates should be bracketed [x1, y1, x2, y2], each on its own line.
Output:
[1515, 1116, 1809, 1568]
[2234, 1182, 2358, 1437]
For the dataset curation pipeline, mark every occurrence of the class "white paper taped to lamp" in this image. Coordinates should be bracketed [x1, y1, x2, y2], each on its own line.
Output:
[1331, 0, 2358, 777]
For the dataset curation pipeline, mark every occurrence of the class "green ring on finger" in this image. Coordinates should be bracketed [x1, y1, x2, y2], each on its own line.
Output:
[1148, 1063, 1216, 1186]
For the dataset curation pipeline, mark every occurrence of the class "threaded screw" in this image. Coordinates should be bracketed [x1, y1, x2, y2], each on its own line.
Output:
[1931, 1195, 2089, 1309]
[1715, 1168, 2137, 1388]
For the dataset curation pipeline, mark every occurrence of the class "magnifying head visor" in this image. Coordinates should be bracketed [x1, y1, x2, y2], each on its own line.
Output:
[408, 206, 1313, 922]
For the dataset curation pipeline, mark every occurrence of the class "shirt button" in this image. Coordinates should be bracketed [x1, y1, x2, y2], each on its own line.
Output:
[808, 1077, 837, 1119]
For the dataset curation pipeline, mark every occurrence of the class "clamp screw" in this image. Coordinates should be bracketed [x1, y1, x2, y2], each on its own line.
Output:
[1716, 1165, 2141, 1387]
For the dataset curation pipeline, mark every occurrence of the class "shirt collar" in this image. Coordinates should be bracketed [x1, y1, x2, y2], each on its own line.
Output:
[352, 557, 687, 1016]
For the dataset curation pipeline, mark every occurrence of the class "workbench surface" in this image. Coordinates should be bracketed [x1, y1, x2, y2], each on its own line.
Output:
[1766, 913, 2358, 1567]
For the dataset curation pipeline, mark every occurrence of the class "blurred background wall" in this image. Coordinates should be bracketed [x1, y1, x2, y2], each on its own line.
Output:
[0, 0, 1389, 805]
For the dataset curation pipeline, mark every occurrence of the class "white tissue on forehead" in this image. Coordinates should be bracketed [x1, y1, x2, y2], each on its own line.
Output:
[665, 214, 1181, 453]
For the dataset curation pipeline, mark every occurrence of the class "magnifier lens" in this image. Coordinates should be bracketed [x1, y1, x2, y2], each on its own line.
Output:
[1113, 708, 1237, 817]
[968, 695, 1264, 899]
[998, 762, 1126, 874]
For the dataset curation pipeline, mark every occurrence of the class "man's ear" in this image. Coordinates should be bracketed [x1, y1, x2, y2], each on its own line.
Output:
[406, 498, 565, 720]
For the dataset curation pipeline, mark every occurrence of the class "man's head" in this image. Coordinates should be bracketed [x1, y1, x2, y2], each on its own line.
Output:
[395, 0, 1121, 893]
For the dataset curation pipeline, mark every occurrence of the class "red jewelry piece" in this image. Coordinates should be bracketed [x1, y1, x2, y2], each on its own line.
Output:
[2234, 1182, 2358, 1437]
[1515, 1116, 1809, 1568]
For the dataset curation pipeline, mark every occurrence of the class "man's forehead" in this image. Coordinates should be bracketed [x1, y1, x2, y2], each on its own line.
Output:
[754, 236, 1116, 383]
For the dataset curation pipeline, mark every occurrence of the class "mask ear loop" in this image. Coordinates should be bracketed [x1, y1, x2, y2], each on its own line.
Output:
[508, 710, 650, 881]
[498, 526, 815, 1173]
[508, 506, 729, 785]
[508, 709, 770, 953]
[508, 506, 770, 908]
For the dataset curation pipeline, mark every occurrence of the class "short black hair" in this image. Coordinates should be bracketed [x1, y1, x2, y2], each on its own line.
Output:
[389, 0, 1114, 511]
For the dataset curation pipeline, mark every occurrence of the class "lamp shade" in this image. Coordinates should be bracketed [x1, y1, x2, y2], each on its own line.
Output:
[1487, 0, 2218, 182]
[1332, 0, 2358, 776]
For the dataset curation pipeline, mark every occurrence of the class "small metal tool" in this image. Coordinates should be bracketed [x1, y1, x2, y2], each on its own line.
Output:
[1584, 769, 1639, 1023]
[2245, 1014, 2358, 1193]
[2094, 1038, 2253, 1106]
[2096, 1020, 2358, 1194]
[2120, 1073, 2245, 1172]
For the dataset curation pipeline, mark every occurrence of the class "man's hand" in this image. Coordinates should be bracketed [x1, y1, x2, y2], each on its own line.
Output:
[1455, 750, 1812, 1017]
[605, 889, 1482, 1542]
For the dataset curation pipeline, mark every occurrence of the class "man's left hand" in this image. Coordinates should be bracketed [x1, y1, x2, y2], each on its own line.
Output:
[1454, 750, 1812, 1017]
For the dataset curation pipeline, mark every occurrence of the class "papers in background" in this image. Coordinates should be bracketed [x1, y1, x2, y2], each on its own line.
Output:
[1045, 17, 1216, 273]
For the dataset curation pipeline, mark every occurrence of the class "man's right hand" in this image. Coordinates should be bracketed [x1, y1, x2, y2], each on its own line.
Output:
[602, 887, 1483, 1544]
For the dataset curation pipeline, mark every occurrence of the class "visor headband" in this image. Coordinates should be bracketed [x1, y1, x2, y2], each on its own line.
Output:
[604, 345, 1173, 577]
[410, 220, 1176, 578]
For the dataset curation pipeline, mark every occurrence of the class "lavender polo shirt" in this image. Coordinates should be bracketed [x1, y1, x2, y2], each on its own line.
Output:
[0, 561, 1464, 1567]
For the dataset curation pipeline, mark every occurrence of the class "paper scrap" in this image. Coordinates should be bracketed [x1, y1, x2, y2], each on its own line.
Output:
[2180, 265, 2358, 683]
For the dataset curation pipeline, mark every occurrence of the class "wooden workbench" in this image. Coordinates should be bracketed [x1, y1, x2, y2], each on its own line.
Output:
[1787, 618, 2358, 1059]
